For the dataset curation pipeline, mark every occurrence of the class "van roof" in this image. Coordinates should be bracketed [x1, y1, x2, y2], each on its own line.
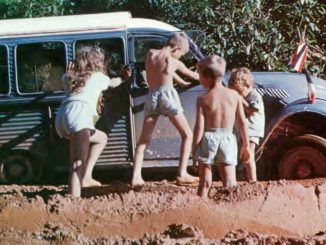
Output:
[0, 12, 179, 38]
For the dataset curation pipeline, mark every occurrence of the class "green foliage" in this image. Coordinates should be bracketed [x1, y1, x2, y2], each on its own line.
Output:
[153, 0, 325, 78]
[0, 0, 74, 18]
[0, 0, 324, 78]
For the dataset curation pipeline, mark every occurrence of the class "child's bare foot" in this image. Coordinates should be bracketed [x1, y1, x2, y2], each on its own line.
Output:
[176, 174, 199, 185]
[131, 177, 145, 189]
[82, 178, 102, 187]
[197, 188, 209, 198]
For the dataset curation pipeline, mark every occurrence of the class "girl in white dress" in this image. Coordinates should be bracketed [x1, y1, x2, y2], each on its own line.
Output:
[55, 47, 125, 197]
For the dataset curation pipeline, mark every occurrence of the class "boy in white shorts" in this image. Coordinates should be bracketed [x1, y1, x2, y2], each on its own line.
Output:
[193, 55, 250, 198]
[131, 32, 200, 188]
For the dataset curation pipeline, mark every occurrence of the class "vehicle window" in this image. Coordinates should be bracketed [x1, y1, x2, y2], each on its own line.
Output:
[16, 42, 66, 93]
[0, 45, 9, 94]
[75, 38, 124, 78]
[133, 38, 166, 88]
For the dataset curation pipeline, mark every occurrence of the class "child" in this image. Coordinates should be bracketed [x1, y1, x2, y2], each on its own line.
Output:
[55, 46, 128, 197]
[228, 67, 265, 182]
[193, 55, 250, 198]
[131, 32, 200, 188]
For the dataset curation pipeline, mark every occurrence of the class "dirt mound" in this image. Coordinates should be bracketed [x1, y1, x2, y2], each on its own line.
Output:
[1, 223, 326, 244]
[1, 179, 326, 243]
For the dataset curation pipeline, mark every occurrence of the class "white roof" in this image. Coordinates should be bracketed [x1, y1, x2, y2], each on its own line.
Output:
[128, 18, 179, 32]
[0, 12, 179, 38]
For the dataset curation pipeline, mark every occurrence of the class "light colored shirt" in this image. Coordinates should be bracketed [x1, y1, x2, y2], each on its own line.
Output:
[63, 72, 110, 117]
[245, 88, 265, 138]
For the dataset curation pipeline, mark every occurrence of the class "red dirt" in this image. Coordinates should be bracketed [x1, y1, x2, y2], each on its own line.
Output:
[1, 179, 326, 244]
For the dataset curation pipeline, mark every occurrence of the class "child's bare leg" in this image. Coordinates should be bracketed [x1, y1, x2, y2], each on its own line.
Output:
[131, 116, 158, 188]
[169, 113, 198, 183]
[218, 164, 226, 185]
[197, 163, 212, 198]
[81, 129, 107, 187]
[220, 163, 237, 188]
[69, 129, 90, 197]
[244, 142, 257, 182]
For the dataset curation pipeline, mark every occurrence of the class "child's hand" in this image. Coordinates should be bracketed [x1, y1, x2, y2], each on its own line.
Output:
[66, 61, 74, 74]
[244, 106, 258, 117]
[179, 81, 192, 87]
[240, 145, 250, 164]
[120, 66, 132, 81]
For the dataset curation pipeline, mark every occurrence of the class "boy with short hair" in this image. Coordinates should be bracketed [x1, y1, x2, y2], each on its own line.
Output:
[193, 55, 250, 198]
[131, 32, 200, 188]
[228, 67, 265, 182]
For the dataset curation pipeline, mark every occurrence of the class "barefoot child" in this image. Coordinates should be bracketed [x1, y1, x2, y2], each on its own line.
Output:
[55, 47, 127, 197]
[228, 67, 265, 182]
[131, 32, 200, 187]
[193, 55, 250, 198]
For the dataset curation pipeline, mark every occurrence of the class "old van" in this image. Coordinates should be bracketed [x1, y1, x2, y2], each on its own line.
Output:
[0, 12, 325, 183]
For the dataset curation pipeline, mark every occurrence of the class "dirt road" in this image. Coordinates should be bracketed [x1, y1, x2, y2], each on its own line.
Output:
[1, 179, 326, 244]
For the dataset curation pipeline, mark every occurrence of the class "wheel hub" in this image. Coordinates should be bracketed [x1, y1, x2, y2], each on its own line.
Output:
[8, 163, 24, 177]
[295, 162, 312, 179]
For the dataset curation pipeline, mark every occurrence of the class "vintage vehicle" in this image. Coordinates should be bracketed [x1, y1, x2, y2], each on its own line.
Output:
[0, 12, 325, 183]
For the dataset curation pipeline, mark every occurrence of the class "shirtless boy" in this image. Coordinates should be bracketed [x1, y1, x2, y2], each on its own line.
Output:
[131, 32, 199, 188]
[192, 55, 250, 198]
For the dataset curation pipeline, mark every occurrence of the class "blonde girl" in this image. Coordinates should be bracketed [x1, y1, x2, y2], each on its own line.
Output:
[228, 67, 265, 182]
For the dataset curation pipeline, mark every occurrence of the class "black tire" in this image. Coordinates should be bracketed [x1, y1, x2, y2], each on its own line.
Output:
[278, 134, 326, 179]
[0, 152, 41, 184]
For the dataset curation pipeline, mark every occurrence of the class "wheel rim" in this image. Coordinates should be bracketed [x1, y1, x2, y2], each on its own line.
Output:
[0, 155, 33, 183]
[279, 146, 326, 179]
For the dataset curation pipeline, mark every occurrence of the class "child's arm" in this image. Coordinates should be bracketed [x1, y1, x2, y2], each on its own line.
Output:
[108, 67, 132, 88]
[241, 97, 250, 108]
[109, 77, 123, 88]
[173, 73, 191, 87]
[236, 95, 250, 164]
[192, 98, 205, 170]
[175, 59, 199, 81]
[242, 97, 259, 117]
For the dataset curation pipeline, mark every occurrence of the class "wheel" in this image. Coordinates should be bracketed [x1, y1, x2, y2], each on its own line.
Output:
[278, 134, 326, 179]
[0, 153, 41, 184]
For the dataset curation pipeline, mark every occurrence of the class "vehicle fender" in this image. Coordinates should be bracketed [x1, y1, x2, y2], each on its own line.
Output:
[258, 99, 326, 154]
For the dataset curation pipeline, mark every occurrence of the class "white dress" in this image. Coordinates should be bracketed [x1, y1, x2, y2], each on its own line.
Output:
[55, 72, 110, 138]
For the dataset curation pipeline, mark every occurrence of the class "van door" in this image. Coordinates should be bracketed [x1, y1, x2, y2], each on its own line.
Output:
[74, 36, 133, 167]
[129, 34, 205, 167]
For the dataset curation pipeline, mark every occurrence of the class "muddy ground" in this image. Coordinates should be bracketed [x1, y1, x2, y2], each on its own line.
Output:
[1, 179, 326, 244]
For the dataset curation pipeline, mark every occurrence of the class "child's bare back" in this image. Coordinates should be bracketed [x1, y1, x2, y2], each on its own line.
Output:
[131, 32, 200, 188]
[198, 86, 241, 130]
[193, 55, 250, 197]
[145, 48, 176, 89]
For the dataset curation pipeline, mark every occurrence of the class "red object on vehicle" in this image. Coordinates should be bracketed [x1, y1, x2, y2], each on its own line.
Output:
[291, 40, 308, 73]
[308, 83, 316, 104]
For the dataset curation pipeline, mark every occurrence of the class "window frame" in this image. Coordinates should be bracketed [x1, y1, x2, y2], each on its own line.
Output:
[73, 36, 127, 70]
[14, 40, 68, 95]
[129, 34, 170, 90]
[0, 44, 11, 96]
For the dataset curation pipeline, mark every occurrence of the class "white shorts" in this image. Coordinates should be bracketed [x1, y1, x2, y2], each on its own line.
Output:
[144, 85, 183, 117]
[196, 128, 238, 165]
[55, 100, 95, 139]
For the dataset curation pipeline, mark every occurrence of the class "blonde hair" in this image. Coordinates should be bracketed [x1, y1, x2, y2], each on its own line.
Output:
[228, 67, 253, 94]
[197, 55, 226, 80]
[167, 32, 189, 51]
[67, 46, 107, 93]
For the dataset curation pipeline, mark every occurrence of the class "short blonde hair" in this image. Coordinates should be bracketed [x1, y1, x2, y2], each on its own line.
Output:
[167, 32, 189, 51]
[197, 55, 226, 80]
[228, 67, 253, 94]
